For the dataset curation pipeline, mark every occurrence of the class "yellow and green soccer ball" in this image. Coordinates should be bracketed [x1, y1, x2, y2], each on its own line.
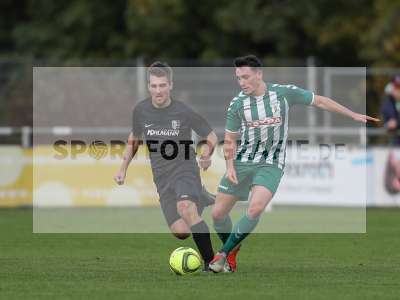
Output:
[169, 247, 202, 275]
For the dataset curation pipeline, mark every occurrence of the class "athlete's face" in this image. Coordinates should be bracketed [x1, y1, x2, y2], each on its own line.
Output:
[235, 66, 263, 95]
[148, 75, 172, 107]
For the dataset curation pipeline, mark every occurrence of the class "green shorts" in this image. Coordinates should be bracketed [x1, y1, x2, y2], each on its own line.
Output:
[217, 162, 284, 201]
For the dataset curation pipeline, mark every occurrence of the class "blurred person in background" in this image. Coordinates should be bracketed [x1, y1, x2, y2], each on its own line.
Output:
[382, 76, 400, 194]
[382, 75, 400, 145]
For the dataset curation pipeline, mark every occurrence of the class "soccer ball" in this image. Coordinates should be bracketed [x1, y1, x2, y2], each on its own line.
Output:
[169, 247, 202, 275]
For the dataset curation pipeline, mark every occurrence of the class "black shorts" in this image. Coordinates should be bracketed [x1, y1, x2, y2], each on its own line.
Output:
[155, 167, 204, 227]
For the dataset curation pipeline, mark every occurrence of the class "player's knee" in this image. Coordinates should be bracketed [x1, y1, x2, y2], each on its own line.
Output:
[172, 232, 190, 240]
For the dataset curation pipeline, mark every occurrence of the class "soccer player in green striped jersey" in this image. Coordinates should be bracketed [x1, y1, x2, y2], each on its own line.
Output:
[209, 55, 380, 273]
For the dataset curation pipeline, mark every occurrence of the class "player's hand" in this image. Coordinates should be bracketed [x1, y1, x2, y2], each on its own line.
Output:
[113, 170, 126, 185]
[198, 156, 212, 171]
[352, 113, 380, 124]
[226, 167, 238, 184]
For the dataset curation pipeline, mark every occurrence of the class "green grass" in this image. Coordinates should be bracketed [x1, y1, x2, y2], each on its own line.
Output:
[1, 208, 400, 299]
[33, 206, 366, 233]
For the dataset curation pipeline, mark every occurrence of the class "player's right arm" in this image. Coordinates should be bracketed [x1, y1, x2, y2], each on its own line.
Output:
[114, 105, 143, 185]
[113, 132, 140, 185]
[223, 131, 239, 184]
[223, 97, 241, 184]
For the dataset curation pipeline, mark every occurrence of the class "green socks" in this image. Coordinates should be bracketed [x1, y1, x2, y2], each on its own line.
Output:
[213, 216, 232, 244]
[222, 214, 259, 254]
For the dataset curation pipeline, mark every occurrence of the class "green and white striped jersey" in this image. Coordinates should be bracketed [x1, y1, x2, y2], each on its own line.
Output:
[226, 83, 314, 169]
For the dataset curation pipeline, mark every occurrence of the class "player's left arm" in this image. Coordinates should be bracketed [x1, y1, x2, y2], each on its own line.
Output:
[198, 131, 218, 171]
[312, 95, 380, 124]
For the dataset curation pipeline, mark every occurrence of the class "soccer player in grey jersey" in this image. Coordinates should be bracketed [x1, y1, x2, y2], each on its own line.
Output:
[114, 62, 218, 270]
[209, 55, 380, 273]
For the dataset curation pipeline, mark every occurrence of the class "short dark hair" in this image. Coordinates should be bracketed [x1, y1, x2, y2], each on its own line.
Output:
[233, 55, 262, 69]
[147, 61, 173, 82]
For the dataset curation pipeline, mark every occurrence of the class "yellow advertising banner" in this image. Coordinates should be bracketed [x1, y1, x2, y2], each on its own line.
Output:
[0, 145, 224, 207]
[0, 146, 32, 207]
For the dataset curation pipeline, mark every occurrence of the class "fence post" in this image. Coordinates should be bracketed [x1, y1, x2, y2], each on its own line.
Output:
[359, 126, 366, 146]
[323, 68, 332, 144]
[21, 126, 31, 148]
[136, 56, 146, 101]
[307, 56, 317, 144]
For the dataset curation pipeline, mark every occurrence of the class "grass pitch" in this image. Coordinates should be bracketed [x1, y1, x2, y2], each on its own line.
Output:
[0, 208, 399, 299]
